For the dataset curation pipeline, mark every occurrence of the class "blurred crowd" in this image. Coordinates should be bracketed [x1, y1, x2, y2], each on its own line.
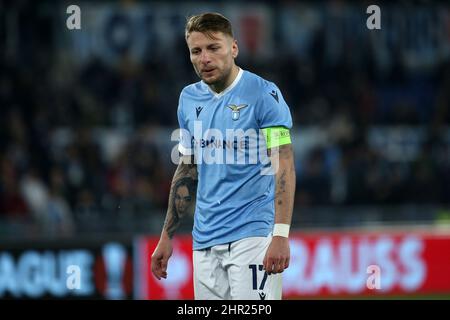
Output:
[1, 1, 449, 236]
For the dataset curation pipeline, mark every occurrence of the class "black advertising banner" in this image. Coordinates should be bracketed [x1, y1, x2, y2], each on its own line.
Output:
[0, 238, 134, 299]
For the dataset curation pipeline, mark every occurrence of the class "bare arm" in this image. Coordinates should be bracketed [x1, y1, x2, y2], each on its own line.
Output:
[264, 144, 296, 274]
[273, 144, 296, 226]
[151, 154, 197, 280]
[162, 154, 198, 239]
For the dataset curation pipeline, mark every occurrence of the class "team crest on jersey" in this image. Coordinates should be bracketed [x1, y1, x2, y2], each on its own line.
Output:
[227, 104, 248, 121]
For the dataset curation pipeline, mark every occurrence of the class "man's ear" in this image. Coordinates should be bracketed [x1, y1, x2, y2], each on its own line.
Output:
[232, 39, 239, 59]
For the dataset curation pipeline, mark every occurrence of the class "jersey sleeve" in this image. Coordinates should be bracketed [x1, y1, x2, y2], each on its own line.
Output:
[256, 81, 293, 130]
[177, 92, 193, 155]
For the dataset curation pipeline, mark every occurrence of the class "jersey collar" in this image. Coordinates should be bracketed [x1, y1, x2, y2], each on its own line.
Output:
[204, 67, 243, 99]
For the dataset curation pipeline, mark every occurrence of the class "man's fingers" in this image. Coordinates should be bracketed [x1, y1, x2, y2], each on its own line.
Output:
[151, 255, 166, 280]
[267, 257, 289, 274]
[152, 266, 162, 280]
[151, 263, 162, 280]
[276, 259, 285, 273]
[155, 268, 166, 280]
[161, 259, 168, 279]
[270, 259, 281, 274]
[263, 258, 273, 274]
[284, 257, 290, 269]
[150, 240, 173, 281]
[265, 257, 277, 275]
[264, 254, 290, 274]
[161, 259, 168, 272]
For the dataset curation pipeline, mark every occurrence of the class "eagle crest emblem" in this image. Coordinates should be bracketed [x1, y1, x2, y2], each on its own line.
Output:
[227, 104, 248, 120]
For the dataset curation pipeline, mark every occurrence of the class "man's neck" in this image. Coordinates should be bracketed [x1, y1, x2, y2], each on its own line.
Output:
[209, 65, 240, 94]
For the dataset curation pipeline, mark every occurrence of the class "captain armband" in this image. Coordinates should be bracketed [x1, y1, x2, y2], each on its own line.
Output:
[261, 127, 291, 149]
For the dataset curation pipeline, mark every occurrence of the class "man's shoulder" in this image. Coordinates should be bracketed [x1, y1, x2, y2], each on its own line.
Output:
[242, 69, 278, 92]
[180, 80, 205, 98]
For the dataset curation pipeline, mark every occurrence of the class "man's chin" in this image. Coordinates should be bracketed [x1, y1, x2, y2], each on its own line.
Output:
[201, 76, 218, 85]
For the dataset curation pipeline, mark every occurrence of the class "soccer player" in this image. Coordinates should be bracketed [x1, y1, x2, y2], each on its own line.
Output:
[151, 12, 296, 300]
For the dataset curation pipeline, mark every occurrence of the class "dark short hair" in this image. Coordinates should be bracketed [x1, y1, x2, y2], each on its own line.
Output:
[174, 177, 196, 196]
[185, 12, 234, 40]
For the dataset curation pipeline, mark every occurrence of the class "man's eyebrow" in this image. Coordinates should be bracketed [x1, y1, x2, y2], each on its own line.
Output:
[190, 43, 221, 52]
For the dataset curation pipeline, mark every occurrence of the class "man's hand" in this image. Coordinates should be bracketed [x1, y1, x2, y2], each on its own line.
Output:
[151, 236, 173, 280]
[263, 236, 290, 275]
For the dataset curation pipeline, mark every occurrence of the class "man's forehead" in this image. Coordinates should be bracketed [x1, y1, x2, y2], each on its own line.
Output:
[186, 31, 230, 45]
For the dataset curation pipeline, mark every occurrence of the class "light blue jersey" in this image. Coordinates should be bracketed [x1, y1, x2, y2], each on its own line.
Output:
[177, 68, 293, 250]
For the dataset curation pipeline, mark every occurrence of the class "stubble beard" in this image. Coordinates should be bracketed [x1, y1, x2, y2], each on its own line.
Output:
[201, 66, 232, 91]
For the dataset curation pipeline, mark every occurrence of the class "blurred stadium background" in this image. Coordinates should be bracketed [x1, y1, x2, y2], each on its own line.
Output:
[0, 0, 449, 299]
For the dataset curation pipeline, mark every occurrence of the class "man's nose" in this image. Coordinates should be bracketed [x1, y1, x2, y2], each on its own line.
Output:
[200, 51, 211, 64]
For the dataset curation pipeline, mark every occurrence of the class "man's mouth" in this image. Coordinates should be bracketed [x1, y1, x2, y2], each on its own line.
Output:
[202, 68, 215, 74]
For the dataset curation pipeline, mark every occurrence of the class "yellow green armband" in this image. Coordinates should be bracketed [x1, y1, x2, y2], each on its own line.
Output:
[261, 126, 291, 148]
